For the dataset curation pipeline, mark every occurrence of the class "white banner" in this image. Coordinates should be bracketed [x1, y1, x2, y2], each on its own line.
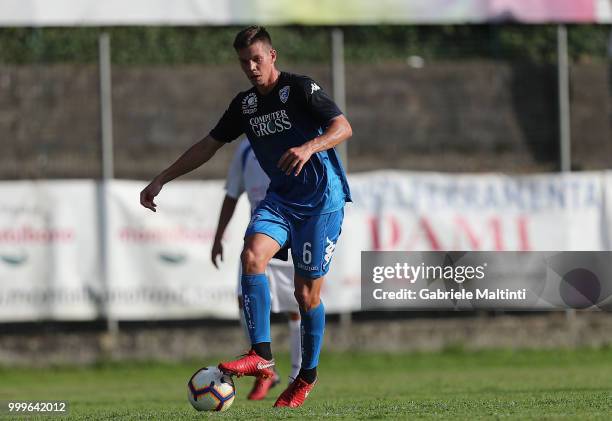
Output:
[107, 180, 250, 320]
[320, 170, 608, 314]
[0, 171, 610, 320]
[350, 171, 606, 252]
[0, 180, 100, 321]
[0, 0, 609, 26]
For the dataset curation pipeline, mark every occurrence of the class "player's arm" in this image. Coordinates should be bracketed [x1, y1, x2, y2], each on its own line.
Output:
[211, 138, 246, 267]
[211, 195, 239, 268]
[278, 114, 352, 176]
[140, 92, 242, 212]
[140, 135, 224, 212]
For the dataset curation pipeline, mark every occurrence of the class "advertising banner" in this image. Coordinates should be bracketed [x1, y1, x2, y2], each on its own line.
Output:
[0, 180, 100, 321]
[0, 170, 610, 320]
[349, 171, 606, 252]
[106, 180, 250, 319]
[1, 0, 609, 26]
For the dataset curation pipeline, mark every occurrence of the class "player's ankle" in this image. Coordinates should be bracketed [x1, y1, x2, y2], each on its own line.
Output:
[252, 342, 273, 360]
[297, 367, 317, 384]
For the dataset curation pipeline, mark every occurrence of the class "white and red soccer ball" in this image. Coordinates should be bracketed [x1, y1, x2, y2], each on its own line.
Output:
[187, 366, 236, 412]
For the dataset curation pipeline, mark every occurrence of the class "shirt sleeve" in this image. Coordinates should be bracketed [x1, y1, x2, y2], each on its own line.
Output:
[209, 94, 244, 143]
[296, 76, 343, 127]
[224, 141, 246, 199]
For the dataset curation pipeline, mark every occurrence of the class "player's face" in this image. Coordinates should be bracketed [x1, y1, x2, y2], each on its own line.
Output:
[237, 41, 277, 89]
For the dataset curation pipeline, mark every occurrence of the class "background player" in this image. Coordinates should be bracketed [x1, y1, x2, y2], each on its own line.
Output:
[211, 137, 302, 400]
[140, 25, 352, 408]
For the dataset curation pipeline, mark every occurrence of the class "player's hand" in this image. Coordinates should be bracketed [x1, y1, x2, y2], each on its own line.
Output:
[211, 239, 223, 269]
[277, 144, 313, 176]
[140, 178, 163, 212]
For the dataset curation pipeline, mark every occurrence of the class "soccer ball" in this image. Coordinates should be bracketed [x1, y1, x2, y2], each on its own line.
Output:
[187, 366, 236, 412]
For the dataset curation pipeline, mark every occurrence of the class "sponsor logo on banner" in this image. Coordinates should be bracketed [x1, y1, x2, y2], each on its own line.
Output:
[119, 227, 214, 243]
[0, 206, 75, 270]
[368, 215, 531, 251]
[0, 226, 74, 243]
[157, 252, 187, 265]
[350, 172, 604, 252]
[0, 181, 97, 321]
[0, 252, 28, 266]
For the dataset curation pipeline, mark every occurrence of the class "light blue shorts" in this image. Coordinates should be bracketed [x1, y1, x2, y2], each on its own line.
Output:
[245, 199, 343, 279]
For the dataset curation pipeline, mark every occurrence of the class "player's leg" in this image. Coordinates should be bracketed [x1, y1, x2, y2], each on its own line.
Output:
[248, 249, 296, 401]
[219, 233, 279, 377]
[236, 263, 281, 398]
[237, 296, 248, 339]
[274, 209, 343, 408]
[274, 274, 324, 408]
[294, 274, 325, 383]
[249, 258, 301, 400]
[240, 232, 280, 360]
[236, 264, 283, 399]
[236, 263, 250, 342]
[219, 201, 290, 379]
[287, 311, 302, 382]
[268, 261, 302, 382]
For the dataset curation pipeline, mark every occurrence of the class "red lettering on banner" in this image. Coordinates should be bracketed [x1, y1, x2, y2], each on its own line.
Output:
[0, 226, 74, 243]
[405, 217, 442, 251]
[491, 219, 503, 250]
[119, 227, 215, 243]
[454, 217, 504, 250]
[368, 215, 401, 250]
[368, 214, 532, 251]
[518, 216, 531, 250]
[455, 217, 483, 249]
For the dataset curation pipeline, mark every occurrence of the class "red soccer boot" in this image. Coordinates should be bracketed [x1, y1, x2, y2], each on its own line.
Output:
[273, 378, 316, 408]
[218, 349, 275, 378]
[247, 370, 281, 400]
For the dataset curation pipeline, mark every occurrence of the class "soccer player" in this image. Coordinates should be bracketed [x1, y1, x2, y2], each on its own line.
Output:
[211, 137, 302, 400]
[140, 25, 352, 408]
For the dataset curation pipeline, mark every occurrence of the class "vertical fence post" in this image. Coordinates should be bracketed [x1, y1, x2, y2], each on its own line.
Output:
[98, 32, 117, 334]
[331, 27, 352, 328]
[557, 24, 571, 172]
[557, 25, 576, 326]
[331, 27, 348, 170]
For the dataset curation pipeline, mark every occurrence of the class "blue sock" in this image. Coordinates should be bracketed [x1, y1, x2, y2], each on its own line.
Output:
[241, 273, 271, 344]
[300, 301, 325, 369]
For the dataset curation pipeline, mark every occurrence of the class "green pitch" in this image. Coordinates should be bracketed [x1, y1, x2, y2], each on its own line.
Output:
[1, 348, 611, 420]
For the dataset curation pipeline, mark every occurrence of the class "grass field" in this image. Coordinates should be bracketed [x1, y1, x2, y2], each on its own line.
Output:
[1, 348, 611, 420]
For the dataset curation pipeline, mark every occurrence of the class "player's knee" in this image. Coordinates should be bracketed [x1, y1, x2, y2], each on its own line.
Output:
[294, 289, 320, 312]
[240, 247, 266, 274]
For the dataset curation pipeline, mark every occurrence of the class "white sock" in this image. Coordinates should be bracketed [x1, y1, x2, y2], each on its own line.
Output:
[288, 318, 302, 381]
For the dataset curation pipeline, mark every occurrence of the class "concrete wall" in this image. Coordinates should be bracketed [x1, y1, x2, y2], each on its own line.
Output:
[1, 313, 612, 366]
[0, 61, 610, 180]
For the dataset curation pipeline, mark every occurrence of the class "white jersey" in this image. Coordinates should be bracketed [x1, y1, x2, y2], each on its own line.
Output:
[226, 138, 294, 271]
[225, 139, 269, 213]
